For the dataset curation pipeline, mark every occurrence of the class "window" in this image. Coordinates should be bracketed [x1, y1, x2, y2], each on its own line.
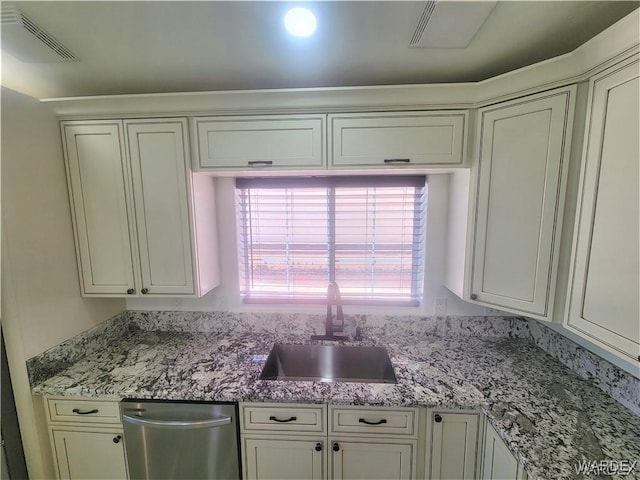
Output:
[236, 176, 426, 306]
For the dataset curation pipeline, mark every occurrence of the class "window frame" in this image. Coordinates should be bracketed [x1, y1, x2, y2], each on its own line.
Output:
[235, 175, 427, 307]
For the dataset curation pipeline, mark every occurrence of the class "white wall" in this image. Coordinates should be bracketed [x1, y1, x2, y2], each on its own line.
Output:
[128, 174, 489, 316]
[1, 86, 125, 477]
[1, 87, 125, 358]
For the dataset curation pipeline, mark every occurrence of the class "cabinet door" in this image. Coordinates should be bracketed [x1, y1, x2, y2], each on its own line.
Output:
[126, 119, 195, 295]
[471, 87, 575, 319]
[566, 57, 640, 361]
[330, 439, 414, 480]
[52, 428, 128, 479]
[427, 412, 480, 480]
[481, 423, 518, 480]
[193, 115, 325, 170]
[62, 122, 137, 296]
[330, 112, 467, 168]
[243, 437, 325, 480]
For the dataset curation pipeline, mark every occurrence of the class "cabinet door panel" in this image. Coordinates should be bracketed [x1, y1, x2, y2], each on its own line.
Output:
[126, 120, 195, 295]
[330, 112, 466, 167]
[567, 58, 640, 359]
[244, 438, 324, 480]
[52, 428, 128, 480]
[481, 423, 518, 480]
[63, 122, 137, 295]
[194, 115, 325, 170]
[428, 412, 479, 480]
[472, 89, 574, 318]
[331, 439, 413, 480]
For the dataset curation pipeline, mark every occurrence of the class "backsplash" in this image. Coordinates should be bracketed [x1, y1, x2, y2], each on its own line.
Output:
[27, 310, 639, 415]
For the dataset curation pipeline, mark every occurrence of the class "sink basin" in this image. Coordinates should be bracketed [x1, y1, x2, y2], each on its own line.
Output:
[259, 343, 397, 384]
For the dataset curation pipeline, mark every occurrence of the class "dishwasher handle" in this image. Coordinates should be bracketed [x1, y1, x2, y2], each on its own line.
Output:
[122, 413, 232, 429]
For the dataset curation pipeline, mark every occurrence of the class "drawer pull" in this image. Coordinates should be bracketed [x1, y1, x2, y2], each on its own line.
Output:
[315, 442, 322, 452]
[269, 415, 297, 423]
[358, 418, 387, 426]
[72, 408, 99, 415]
[332, 442, 340, 452]
[248, 160, 273, 166]
[383, 158, 411, 164]
[113, 435, 122, 444]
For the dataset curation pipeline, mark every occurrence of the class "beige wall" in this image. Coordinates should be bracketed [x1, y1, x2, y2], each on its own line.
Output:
[1, 86, 124, 477]
[1, 87, 124, 358]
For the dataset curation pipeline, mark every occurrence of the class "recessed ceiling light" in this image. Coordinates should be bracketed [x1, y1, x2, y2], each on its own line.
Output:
[284, 7, 317, 37]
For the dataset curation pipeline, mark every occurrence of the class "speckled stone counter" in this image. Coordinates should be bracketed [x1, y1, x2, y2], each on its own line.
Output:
[29, 312, 640, 480]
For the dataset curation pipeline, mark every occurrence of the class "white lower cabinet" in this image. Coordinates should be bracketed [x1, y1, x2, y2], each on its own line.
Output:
[425, 410, 481, 480]
[51, 427, 128, 480]
[481, 421, 527, 480]
[44, 397, 128, 480]
[330, 438, 414, 480]
[244, 436, 325, 480]
[240, 403, 417, 480]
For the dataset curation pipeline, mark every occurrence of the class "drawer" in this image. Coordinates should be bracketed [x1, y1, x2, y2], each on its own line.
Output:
[330, 407, 418, 436]
[47, 398, 121, 425]
[241, 403, 326, 434]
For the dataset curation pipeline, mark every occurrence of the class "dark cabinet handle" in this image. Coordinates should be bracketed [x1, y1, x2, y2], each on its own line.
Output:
[126, 288, 135, 295]
[141, 288, 149, 294]
[358, 418, 387, 426]
[332, 442, 340, 452]
[113, 435, 122, 444]
[470, 294, 478, 300]
[434, 414, 443, 423]
[72, 408, 99, 415]
[383, 158, 411, 164]
[248, 160, 273, 166]
[269, 415, 297, 423]
[315, 442, 322, 452]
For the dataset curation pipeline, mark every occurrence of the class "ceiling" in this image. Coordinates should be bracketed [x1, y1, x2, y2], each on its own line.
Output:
[1, 1, 638, 99]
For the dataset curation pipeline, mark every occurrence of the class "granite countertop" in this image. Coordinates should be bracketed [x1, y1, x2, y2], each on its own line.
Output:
[30, 313, 640, 480]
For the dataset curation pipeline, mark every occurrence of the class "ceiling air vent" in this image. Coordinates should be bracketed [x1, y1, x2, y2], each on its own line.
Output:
[410, 0, 497, 49]
[1, 8, 78, 62]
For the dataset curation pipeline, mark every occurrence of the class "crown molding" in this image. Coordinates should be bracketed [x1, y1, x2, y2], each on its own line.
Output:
[41, 9, 639, 119]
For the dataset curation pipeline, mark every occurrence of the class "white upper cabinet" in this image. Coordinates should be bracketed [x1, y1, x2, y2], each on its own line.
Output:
[445, 86, 576, 320]
[63, 118, 219, 297]
[192, 114, 325, 171]
[62, 121, 138, 295]
[329, 111, 467, 168]
[565, 56, 640, 362]
[125, 120, 196, 295]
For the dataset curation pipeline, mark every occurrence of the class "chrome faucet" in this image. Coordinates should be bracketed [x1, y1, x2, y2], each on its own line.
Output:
[311, 282, 347, 341]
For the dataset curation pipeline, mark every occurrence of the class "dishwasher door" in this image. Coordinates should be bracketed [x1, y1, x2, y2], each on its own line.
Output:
[121, 400, 240, 480]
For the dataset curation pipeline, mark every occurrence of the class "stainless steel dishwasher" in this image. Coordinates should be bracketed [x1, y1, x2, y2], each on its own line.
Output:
[120, 400, 240, 480]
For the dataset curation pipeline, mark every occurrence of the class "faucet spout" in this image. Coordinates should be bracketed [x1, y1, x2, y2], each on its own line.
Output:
[311, 282, 347, 341]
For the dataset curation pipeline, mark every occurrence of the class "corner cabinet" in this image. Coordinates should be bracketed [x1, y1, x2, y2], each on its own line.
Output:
[565, 55, 640, 362]
[45, 397, 128, 480]
[481, 421, 527, 480]
[425, 409, 481, 480]
[446, 86, 576, 320]
[62, 118, 219, 297]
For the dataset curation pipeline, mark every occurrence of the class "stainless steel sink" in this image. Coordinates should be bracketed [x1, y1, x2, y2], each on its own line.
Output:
[259, 343, 397, 384]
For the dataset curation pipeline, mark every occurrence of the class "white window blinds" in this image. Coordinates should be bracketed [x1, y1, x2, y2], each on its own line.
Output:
[236, 176, 426, 306]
